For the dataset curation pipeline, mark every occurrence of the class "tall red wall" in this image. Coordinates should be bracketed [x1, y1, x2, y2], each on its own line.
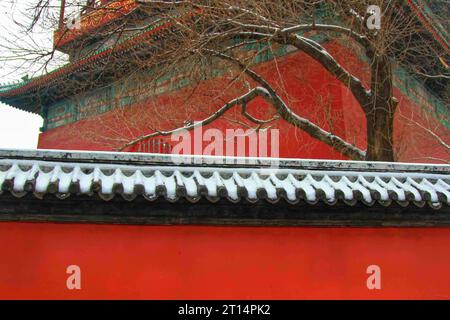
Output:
[1, 222, 449, 299]
[37, 41, 449, 163]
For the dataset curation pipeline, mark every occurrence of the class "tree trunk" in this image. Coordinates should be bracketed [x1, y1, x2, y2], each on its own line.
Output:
[365, 55, 397, 162]
[58, 0, 66, 30]
[365, 103, 396, 161]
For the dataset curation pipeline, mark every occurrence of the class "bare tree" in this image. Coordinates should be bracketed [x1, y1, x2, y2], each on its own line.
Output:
[1, 0, 448, 161]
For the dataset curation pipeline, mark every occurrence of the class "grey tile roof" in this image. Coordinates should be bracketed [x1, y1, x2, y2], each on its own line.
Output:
[0, 149, 449, 209]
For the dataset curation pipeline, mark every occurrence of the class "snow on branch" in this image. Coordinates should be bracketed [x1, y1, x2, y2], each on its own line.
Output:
[118, 86, 275, 151]
[202, 49, 366, 160]
[281, 33, 372, 111]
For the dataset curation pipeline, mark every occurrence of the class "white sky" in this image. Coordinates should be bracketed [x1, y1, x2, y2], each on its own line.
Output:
[0, 104, 42, 149]
[0, 0, 62, 149]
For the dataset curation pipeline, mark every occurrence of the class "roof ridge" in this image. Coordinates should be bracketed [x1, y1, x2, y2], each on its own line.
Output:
[0, 149, 448, 174]
[0, 16, 176, 96]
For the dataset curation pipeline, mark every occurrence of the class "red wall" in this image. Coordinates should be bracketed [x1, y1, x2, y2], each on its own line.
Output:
[1, 222, 450, 300]
[37, 41, 449, 163]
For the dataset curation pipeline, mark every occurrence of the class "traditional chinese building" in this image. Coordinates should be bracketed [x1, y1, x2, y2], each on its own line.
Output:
[0, 0, 448, 161]
[0, 1, 449, 299]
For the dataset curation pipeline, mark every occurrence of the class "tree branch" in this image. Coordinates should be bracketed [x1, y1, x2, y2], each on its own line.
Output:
[202, 49, 366, 160]
[279, 33, 372, 112]
[118, 86, 270, 151]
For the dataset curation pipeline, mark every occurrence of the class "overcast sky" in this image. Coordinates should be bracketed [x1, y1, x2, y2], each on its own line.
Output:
[0, 104, 43, 149]
[0, 0, 58, 149]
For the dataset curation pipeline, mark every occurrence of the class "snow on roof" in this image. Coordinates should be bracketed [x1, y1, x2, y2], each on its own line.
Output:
[0, 149, 449, 209]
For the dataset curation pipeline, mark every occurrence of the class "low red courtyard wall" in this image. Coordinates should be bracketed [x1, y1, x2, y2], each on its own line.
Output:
[1, 222, 449, 299]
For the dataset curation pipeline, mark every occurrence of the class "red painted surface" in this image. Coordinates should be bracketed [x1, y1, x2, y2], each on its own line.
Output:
[0, 222, 449, 300]
[37, 40, 449, 163]
[28, 41, 450, 300]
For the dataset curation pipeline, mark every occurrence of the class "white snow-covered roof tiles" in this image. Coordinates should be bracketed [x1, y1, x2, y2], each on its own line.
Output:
[1, 149, 449, 209]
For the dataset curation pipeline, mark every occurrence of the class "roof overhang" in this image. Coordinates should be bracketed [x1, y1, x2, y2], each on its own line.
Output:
[54, 0, 140, 52]
[0, 13, 179, 113]
[0, 149, 449, 226]
[1, 1, 447, 114]
[405, 0, 449, 53]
